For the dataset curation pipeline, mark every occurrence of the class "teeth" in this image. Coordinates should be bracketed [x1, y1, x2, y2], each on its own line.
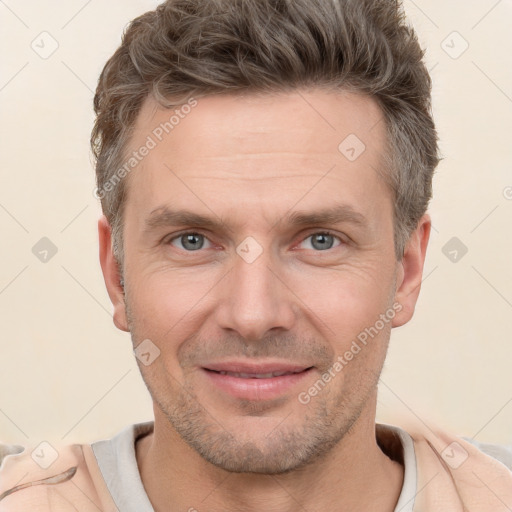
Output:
[218, 370, 296, 378]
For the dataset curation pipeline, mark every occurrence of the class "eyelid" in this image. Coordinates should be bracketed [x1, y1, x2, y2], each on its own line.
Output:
[164, 230, 214, 249]
[293, 230, 345, 250]
[164, 229, 347, 251]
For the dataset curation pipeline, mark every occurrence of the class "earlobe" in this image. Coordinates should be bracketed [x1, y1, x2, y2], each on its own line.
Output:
[98, 216, 129, 332]
[392, 214, 431, 328]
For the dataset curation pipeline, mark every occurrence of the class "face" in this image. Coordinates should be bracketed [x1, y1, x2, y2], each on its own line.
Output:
[99, 89, 429, 474]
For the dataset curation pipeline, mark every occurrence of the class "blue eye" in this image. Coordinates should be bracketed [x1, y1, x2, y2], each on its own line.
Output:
[299, 232, 342, 251]
[169, 233, 212, 251]
[166, 231, 342, 253]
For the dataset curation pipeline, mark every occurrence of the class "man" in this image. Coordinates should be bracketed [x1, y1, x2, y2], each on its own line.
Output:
[1, 0, 511, 510]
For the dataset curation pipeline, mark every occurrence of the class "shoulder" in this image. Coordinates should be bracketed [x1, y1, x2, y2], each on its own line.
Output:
[463, 437, 512, 470]
[0, 439, 118, 511]
[388, 420, 512, 509]
[389, 417, 512, 470]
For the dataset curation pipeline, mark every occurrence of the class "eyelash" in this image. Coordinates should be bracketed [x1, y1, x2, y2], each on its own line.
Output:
[164, 230, 345, 252]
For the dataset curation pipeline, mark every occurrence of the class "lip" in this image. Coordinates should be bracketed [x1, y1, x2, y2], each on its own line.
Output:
[201, 360, 314, 401]
[203, 361, 311, 374]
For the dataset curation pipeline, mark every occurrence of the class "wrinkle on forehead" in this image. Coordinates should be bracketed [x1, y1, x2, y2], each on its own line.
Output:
[124, 89, 391, 230]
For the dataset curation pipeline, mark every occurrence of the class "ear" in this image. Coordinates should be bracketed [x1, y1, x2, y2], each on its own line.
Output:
[98, 215, 129, 332]
[392, 213, 431, 328]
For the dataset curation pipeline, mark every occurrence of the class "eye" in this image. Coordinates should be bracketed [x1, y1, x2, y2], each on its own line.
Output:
[165, 231, 344, 253]
[167, 232, 213, 251]
[298, 232, 343, 251]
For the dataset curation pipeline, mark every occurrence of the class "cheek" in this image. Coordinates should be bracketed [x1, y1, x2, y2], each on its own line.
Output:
[288, 264, 394, 339]
[126, 238, 396, 348]
[127, 269, 219, 343]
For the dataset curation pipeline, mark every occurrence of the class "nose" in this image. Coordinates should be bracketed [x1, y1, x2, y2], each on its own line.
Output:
[214, 245, 296, 342]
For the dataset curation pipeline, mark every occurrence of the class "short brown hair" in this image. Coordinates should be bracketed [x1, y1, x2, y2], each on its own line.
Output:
[91, 0, 440, 272]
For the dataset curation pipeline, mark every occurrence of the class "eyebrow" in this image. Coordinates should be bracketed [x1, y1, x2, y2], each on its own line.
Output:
[143, 204, 368, 234]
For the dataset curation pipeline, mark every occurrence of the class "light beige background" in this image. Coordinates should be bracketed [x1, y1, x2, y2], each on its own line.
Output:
[1, 0, 511, 447]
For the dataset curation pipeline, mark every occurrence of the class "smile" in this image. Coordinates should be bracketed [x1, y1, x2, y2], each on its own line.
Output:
[212, 370, 305, 379]
[201, 363, 314, 401]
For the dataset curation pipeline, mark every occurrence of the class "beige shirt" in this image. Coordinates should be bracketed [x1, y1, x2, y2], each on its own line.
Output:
[1, 420, 511, 511]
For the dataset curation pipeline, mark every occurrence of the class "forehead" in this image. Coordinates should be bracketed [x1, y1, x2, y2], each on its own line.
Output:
[132, 88, 385, 158]
[123, 89, 390, 225]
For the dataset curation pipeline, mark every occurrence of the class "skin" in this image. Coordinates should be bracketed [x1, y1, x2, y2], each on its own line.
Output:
[99, 89, 430, 511]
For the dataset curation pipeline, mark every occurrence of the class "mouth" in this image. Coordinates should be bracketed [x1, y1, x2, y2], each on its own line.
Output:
[206, 369, 309, 379]
[201, 362, 314, 401]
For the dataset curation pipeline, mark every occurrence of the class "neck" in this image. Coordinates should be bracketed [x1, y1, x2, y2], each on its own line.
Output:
[136, 396, 404, 512]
